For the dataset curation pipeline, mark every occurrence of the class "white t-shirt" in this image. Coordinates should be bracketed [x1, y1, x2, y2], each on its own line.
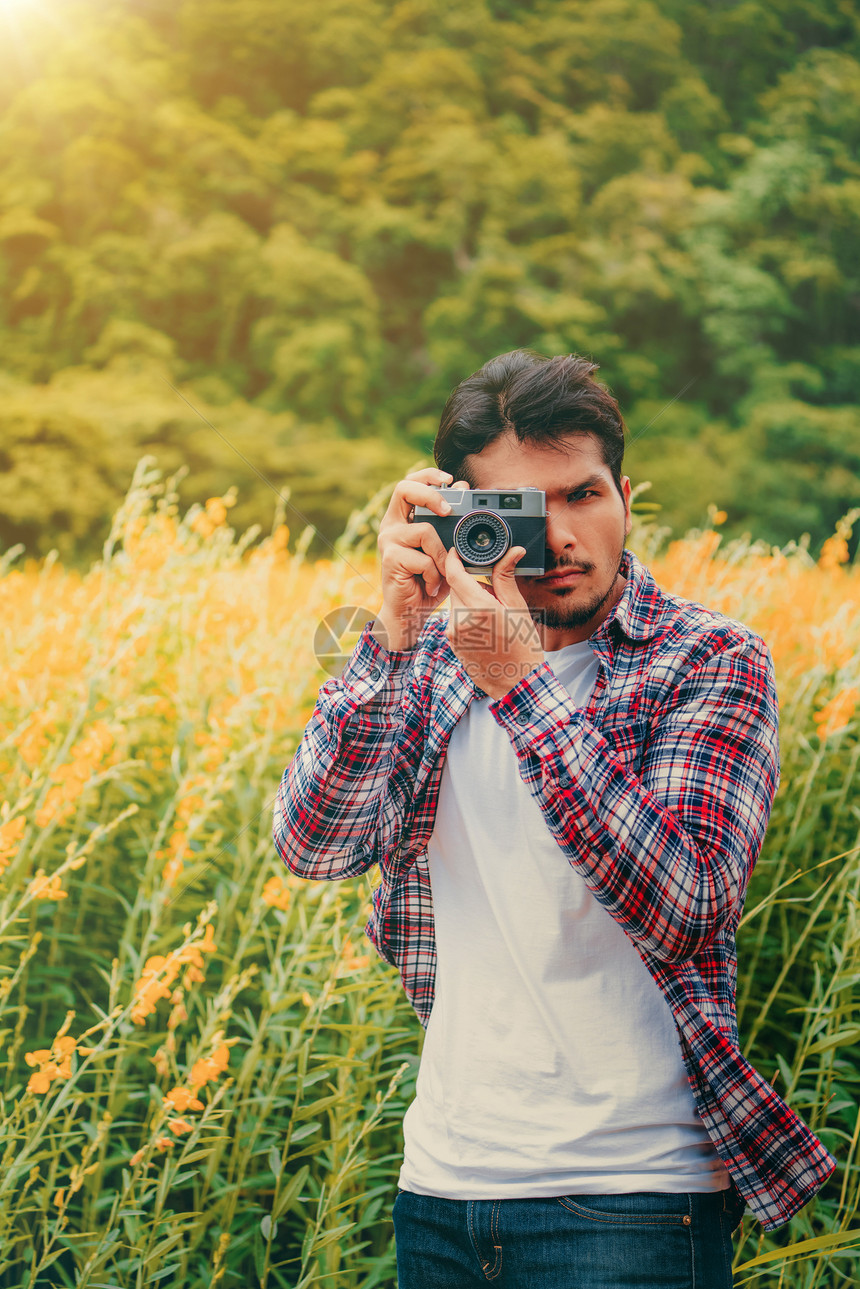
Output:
[399, 638, 730, 1198]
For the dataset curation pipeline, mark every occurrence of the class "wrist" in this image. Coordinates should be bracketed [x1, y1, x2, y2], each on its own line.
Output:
[370, 611, 420, 653]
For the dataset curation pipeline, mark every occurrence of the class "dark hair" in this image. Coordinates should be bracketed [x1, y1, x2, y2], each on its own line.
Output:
[433, 350, 627, 496]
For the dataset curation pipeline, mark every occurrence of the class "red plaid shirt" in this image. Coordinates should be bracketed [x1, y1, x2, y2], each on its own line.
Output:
[274, 549, 836, 1229]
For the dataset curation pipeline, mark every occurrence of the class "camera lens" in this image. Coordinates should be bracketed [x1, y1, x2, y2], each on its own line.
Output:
[468, 524, 495, 551]
[453, 511, 510, 566]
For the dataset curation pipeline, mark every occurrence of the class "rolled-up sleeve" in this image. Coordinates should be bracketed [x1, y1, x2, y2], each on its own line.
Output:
[273, 622, 425, 881]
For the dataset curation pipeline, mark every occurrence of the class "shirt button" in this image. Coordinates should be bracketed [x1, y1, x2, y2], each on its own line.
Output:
[515, 711, 530, 725]
[369, 667, 380, 680]
[558, 772, 572, 787]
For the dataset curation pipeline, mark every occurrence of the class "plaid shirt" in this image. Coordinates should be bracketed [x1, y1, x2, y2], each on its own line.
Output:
[274, 549, 836, 1230]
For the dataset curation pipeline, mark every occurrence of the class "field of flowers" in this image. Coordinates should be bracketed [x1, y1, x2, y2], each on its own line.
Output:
[2, 458, 859, 1288]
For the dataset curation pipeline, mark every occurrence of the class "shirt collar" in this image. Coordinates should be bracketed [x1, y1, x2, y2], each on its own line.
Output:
[593, 548, 664, 645]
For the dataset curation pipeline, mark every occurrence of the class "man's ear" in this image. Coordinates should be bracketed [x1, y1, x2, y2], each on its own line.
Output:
[621, 476, 633, 536]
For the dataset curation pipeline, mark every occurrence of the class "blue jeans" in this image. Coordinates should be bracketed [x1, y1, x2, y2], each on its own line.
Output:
[393, 1186, 746, 1288]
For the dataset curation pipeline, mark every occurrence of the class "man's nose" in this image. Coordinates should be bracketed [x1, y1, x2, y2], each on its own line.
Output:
[546, 505, 577, 555]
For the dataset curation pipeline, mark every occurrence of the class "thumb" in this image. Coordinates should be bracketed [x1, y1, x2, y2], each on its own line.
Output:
[491, 547, 528, 603]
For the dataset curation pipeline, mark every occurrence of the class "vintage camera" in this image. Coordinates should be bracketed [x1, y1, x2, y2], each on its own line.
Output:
[413, 487, 547, 576]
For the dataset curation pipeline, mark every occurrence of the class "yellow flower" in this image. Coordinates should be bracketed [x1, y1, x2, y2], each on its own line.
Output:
[26, 1048, 53, 1065]
[153, 1046, 171, 1079]
[131, 955, 176, 1025]
[24, 1032, 78, 1093]
[177, 923, 217, 986]
[123, 516, 146, 552]
[168, 1117, 194, 1135]
[819, 535, 850, 570]
[28, 870, 68, 901]
[164, 1086, 204, 1113]
[34, 722, 117, 829]
[131, 927, 216, 1023]
[167, 992, 188, 1031]
[26, 1060, 59, 1094]
[175, 794, 205, 824]
[262, 874, 292, 911]
[337, 937, 371, 975]
[54, 1035, 76, 1079]
[0, 815, 26, 873]
[190, 512, 216, 539]
[15, 714, 54, 768]
[814, 687, 859, 740]
[205, 498, 228, 527]
[162, 854, 184, 886]
[189, 1042, 230, 1093]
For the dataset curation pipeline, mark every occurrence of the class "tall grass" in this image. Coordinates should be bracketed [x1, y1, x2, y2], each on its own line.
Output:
[1, 461, 858, 1287]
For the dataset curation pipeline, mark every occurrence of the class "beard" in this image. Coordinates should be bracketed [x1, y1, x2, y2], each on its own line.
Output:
[527, 548, 626, 632]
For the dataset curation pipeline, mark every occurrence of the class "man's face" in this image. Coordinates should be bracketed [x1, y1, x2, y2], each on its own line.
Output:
[464, 431, 633, 646]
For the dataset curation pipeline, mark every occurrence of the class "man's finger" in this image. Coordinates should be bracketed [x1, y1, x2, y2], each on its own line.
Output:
[444, 546, 494, 606]
[490, 548, 529, 606]
[445, 545, 531, 608]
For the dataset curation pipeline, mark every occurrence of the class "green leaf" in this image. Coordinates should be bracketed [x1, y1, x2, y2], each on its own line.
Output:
[735, 1228, 860, 1270]
[253, 1228, 265, 1282]
[274, 1164, 310, 1219]
[309, 1221, 356, 1251]
[290, 1121, 322, 1143]
[293, 1093, 343, 1121]
[806, 1027, 860, 1055]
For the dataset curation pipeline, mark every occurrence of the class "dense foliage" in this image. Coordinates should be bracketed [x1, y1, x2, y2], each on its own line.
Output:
[0, 0, 858, 566]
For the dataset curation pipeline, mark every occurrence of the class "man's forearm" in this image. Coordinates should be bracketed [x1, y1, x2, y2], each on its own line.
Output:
[272, 624, 423, 880]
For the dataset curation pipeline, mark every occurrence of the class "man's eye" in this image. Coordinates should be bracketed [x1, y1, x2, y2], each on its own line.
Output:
[568, 490, 597, 502]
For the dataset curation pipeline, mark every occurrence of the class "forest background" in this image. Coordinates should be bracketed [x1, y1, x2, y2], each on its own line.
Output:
[1, 0, 859, 567]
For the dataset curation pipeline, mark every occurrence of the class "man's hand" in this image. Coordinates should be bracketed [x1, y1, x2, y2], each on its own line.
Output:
[444, 545, 545, 700]
[371, 468, 469, 652]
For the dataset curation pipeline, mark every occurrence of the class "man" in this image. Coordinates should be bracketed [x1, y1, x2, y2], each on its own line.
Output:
[273, 351, 835, 1288]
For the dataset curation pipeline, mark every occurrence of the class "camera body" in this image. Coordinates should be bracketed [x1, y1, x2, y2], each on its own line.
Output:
[413, 487, 547, 577]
